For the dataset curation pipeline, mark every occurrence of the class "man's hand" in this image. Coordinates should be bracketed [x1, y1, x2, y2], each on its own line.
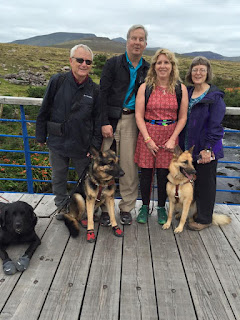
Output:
[38, 142, 46, 147]
[102, 125, 113, 138]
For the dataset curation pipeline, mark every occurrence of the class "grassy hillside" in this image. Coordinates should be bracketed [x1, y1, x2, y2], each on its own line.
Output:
[0, 42, 240, 97]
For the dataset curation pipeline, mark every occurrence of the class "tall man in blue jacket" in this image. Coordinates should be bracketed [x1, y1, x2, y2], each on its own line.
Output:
[100, 25, 149, 225]
[36, 44, 102, 215]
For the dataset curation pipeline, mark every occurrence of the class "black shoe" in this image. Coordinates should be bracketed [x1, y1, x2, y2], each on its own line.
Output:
[100, 212, 111, 227]
[120, 211, 132, 225]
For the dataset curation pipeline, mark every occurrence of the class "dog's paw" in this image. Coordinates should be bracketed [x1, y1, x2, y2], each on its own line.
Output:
[15, 255, 30, 272]
[174, 226, 183, 233]
[87, 230, 95, 243]
[3, 260, 17, 275]
[162, 223, 171, 230]
[112, 226, 124, 237]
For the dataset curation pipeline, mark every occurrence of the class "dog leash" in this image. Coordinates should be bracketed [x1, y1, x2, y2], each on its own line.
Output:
[53, 159, 91, 216]
[0, 195, 10, 203]
[148, 143, 173, 214]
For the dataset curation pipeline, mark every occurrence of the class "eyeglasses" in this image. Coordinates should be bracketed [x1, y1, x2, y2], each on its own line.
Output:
[72, 57, 92, 65]
[192, 68, 207, 74]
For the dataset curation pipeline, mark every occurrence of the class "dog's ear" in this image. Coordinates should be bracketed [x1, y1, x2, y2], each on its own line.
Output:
[173, 145, 183, 157]
[90, 146, 100, 158]
[0, 208, 6, 227]
[188, 145, 195, 154]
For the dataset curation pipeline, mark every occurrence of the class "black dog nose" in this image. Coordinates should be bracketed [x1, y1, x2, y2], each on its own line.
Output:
[15, 222, 22, 228]
[119, 169, 125, 177]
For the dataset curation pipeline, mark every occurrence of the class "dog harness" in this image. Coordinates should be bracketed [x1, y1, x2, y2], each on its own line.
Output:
[174, 176, 196, 203]
[94, 179, 115, 202]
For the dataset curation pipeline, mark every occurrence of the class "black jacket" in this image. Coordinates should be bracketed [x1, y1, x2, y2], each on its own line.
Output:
[100, 54, 149, 128]
[36, 72, 102, 158]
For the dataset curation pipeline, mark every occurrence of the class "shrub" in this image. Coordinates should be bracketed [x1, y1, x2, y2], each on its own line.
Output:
[27, 86, 47, 98]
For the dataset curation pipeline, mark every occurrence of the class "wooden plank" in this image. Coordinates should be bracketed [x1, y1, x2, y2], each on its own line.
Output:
[199, 224, 240, 319]
[80, 217, 123, 319]
[149, 208, 196, 320]
[0, 193, 22, 203]
[120, 201, 158, 320]
[19, 193, 44, 208]
[220, 213, 240, 260]
[39, 224, 98, 320]
[228, 205, 240, 219]
[0, 218, 50, 311]
[34, 194, 57, 217]
[0, 218, 69, 319]
[0, 96, 42, 106]
[173, 218, 235, 320]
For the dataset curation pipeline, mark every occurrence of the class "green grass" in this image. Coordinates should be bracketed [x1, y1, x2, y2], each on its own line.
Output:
[1, 43, 240, 97]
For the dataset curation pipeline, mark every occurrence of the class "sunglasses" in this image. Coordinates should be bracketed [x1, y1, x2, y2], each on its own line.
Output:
[72, 57, 92, 65]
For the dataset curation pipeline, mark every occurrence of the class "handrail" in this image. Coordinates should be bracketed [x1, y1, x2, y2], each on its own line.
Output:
[0, 96, 240, 204]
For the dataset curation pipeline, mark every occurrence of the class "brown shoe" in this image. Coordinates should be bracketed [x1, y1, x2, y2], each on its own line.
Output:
[188, 221, 211, 231]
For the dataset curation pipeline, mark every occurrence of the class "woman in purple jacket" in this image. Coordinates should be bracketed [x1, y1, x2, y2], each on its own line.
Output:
[179, 56, 226, 231]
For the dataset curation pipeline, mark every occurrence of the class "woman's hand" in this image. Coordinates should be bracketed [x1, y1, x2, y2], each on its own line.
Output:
[146, 139, 159, 157]
[199, 149, 213, 164]
[164, 138, 176, 152]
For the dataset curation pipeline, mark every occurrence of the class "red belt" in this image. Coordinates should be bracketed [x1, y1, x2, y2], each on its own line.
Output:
[122, 108, 135, 115]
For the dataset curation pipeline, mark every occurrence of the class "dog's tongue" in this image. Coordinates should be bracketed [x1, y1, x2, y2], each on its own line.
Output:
[184, 170, 193, 180]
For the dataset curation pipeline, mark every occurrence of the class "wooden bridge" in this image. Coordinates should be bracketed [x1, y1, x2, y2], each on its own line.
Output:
[0, 193, 239, 320]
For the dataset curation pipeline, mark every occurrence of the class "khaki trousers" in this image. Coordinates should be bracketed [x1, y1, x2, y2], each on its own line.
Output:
[102, 113, 139, 212]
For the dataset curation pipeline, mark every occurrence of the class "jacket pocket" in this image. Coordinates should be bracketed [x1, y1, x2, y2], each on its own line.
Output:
[47, 121, 65, 137]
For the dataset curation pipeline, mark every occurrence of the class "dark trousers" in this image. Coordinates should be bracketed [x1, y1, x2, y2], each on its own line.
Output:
[140, 168, 169, 207]
[194, 160, 218, 224]
[49, 150, 89, 208]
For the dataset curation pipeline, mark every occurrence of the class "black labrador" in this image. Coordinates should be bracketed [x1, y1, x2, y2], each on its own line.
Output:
[0, 201, 41, 275]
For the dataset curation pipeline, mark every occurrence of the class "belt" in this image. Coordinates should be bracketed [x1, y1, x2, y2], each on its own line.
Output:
[122, 108, 135, 115]
[144, 118, 176, 126]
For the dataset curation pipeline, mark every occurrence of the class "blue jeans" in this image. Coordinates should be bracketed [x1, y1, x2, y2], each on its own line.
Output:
[49, 150, 89, 208]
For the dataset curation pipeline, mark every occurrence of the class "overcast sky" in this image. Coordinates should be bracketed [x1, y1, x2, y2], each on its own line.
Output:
[0, 0, 239, 57]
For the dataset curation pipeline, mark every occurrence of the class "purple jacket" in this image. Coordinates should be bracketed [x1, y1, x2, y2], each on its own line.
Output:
[179, 84, 226, 161]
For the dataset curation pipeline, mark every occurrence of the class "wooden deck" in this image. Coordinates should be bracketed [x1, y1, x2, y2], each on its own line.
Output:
[0, 193, 239, 320]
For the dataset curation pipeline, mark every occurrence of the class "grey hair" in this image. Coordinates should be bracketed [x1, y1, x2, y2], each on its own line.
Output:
[186, 56, 213, 84]
[70, 44, 94, 60]
[126, 24, 148, 41]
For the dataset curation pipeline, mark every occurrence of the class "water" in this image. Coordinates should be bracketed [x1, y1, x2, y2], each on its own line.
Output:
[216, 128, 240, 204]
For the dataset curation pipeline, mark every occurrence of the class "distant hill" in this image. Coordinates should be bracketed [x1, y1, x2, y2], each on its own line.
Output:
[182, 51, 240, 62]
[112, 37, 126, 44]
[9, 32, 240, 61]
[10, 32, 155, 55]
[52, 36, 156, 55]
[11, 32, 96, 46]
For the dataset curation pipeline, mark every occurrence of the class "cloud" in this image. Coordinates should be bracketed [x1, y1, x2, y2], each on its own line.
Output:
[0, 0, 239, 57]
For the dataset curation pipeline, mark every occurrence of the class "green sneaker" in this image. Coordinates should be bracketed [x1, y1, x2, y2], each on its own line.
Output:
[157, 206, 167, 225]
[137, 205, 149, 224]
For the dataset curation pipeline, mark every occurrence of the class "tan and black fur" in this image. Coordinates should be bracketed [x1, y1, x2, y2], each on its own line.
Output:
[163, 145, 231, 233]
[63, 148, 124, 241]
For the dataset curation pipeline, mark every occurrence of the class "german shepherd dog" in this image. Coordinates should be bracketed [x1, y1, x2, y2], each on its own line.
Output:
[62, 148, 125, 242]
[163, 145, 231, 233]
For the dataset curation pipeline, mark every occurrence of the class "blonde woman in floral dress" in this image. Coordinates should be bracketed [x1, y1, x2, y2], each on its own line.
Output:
[134, 49, 188, 224]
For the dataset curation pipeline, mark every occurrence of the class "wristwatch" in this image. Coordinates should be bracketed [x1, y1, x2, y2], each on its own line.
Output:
[204, 147, 212, 153]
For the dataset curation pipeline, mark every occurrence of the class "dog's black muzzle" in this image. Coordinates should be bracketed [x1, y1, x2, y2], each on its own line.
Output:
[107, 168, 125, 179]
[180, 166, 196, 179]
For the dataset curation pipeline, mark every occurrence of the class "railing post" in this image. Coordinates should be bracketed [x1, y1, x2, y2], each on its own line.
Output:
[20, 105, 34, 193]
